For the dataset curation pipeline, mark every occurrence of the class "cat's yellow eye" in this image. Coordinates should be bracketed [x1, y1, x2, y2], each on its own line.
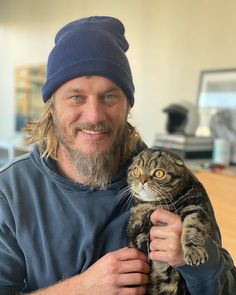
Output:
[132, 167, 142, 177]
[154, 169, 165, 178]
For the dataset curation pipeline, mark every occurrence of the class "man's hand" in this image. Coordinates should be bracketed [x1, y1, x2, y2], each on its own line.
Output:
[78, 247, 150, 294]
[149, 208, 185, 267]
[29, 247, 150, 295]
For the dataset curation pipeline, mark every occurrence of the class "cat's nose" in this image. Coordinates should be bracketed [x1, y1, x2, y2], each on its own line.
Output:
[140, 176, 148, 184]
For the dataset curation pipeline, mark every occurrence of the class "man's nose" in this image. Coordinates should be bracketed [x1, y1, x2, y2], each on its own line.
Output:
[83, 98, 106, 124]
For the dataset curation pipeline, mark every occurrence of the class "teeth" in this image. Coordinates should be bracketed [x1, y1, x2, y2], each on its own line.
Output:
[82, 129, 102, 135]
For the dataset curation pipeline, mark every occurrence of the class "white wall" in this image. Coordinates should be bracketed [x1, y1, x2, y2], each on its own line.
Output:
[1, 0, 236, 146]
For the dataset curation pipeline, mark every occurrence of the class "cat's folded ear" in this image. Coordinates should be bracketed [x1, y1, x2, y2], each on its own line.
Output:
[174, 159, 184, 166]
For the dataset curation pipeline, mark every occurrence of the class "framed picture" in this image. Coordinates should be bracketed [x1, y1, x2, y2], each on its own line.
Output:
[196, 68, 236, 137]
[15, 65, 46, 132]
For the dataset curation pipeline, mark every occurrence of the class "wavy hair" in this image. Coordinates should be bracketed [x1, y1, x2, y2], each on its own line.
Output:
[25, 97, 144, 163]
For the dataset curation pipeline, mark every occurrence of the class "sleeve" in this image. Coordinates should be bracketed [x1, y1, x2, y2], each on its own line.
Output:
[177, 237, 236, 295]
[0, 194, 26, 294]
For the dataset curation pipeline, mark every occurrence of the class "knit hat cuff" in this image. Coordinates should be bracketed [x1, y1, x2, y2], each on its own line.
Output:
[42, 58, 135, 107]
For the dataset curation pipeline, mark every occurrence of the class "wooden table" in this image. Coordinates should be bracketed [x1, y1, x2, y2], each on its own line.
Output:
[195, 171, 236, 263]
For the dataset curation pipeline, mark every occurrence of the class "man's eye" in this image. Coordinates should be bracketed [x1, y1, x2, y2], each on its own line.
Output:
[70, 95, 82, 101]
[103, 94, 114, 102]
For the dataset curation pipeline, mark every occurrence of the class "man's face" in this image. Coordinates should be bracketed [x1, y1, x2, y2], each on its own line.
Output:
[53, 76, 129, 188]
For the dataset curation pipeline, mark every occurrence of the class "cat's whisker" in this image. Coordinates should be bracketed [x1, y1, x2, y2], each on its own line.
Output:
[116, 186, 133, 210]
[117, 186, 130, 201]
[126, 195, 133, 209]
[154, 187, 178, 214]
[118, 185, 130, 196]
[159, 191, 171, 211]
[120, 196, 132, 211]
[164, 189, 178, 214]
[152, 187, 168, 208]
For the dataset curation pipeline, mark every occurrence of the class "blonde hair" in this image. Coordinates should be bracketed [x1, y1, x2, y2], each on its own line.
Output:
[25, 98, 144, 163]
[24, 97, 57, 159]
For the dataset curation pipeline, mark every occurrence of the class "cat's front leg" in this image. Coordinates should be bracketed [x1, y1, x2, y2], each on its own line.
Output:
[127, 204, 155, 255]
[181, 205, 209, 266]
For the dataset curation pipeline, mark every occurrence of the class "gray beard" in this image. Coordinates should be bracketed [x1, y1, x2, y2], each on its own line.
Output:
[69, 146, 117, 190]
[54, 120, 126, 189]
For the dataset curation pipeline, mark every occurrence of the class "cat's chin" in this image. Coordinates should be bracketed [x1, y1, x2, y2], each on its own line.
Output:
[134, 189, 158, 202]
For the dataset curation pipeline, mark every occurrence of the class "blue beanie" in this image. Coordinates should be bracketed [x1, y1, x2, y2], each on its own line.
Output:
[42, 16, 135, 107]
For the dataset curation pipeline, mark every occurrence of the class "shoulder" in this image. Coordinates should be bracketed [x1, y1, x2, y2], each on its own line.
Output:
[0, 148, 42, 196]
[0, 144, 43, 177]
[0, 148, 47, 213]
[0, 152, 32, 175]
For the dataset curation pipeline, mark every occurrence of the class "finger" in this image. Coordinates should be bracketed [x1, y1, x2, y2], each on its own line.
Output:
[149, 249, 169, 262]
[121, 286, 147, 295]
[119, 259, 150, 274]
[150, 225, 170, 240]
[149, 238, 167, 252]
[149, 249, 185, 267]
[150, 225, 181, 241]
[150, 208, 180, 226]
[116, 247, 148, 263]
[150, 236, 181, 251]
[118, 272, 149, 287]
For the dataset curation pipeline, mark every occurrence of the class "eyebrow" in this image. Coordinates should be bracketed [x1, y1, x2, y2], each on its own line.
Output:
[62, 88, 83, 95]
[62, 86, 120, 95]
[104, 87, 120, 93]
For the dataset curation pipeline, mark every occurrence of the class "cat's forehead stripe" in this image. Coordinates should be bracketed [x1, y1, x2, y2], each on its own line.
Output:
[149, 158, 158, 169]
[149, 151, 162, 166]
[138, 152, 147, 166]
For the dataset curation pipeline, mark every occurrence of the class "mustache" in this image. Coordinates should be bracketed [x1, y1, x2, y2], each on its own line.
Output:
[72, 123, 113, 136]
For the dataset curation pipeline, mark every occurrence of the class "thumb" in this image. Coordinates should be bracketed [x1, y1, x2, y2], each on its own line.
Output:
[150, 208, 179, 226]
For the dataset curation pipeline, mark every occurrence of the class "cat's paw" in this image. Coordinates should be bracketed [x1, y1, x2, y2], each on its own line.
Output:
[184, 245, 208, 266]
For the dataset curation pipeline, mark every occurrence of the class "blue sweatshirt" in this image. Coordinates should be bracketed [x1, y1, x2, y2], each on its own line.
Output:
[0, 146, 235, 294]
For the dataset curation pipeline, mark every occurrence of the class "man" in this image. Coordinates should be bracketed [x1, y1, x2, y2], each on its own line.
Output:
[0, 16, 235, 295]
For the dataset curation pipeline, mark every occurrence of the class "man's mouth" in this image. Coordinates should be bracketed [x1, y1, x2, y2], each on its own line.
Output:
[73, 123, 112, 137]
[76, 127, 111, 142]
[81, 129, 106, 135]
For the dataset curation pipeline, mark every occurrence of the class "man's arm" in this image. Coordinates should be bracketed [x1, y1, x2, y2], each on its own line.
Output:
[1, 190, 149, 295]
[177, 238, 236, 295]
[1, 212, 147, 295]
[149, 208, 236, 295]
[0, 195, 26, 294]
[25, 247, 150, 295]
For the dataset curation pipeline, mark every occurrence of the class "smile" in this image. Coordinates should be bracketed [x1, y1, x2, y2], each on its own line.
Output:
[81, 129, 106, 135]
[77, 129, 110, 142]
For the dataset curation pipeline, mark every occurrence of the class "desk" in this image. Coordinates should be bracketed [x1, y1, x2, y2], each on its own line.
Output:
[196, 171, 236, 263]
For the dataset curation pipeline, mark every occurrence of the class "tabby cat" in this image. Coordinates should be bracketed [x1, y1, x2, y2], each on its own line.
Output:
[126, 148, 216, 295]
